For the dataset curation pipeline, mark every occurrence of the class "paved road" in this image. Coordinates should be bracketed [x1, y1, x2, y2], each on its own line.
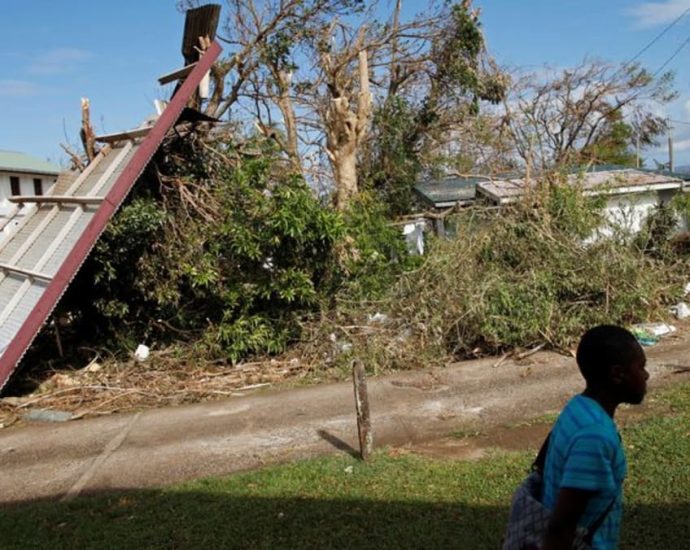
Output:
[1, 341, 688, 504]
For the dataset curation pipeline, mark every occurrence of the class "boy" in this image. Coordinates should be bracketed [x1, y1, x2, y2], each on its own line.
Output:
[542, 325, 649, 549]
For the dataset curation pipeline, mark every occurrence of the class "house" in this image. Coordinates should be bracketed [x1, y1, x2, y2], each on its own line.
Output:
[0, 150, 60, 221]
[476, 167, 687, 235]
[414, 175, 494, 236]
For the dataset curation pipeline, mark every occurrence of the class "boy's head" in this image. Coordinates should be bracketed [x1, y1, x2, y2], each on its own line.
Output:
[576, 325, 648, 404]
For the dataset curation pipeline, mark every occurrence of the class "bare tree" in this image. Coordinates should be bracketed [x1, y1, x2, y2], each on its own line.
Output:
[503, 60, 676, 169]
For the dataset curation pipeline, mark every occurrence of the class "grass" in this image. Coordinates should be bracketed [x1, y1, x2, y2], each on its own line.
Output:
[2, 383, 690, 549]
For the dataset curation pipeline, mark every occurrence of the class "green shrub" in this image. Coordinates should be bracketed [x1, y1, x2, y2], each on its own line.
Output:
[382, 183, 686, 358]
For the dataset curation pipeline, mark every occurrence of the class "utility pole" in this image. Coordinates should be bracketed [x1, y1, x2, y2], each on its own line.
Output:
[668, 117, 675, 172]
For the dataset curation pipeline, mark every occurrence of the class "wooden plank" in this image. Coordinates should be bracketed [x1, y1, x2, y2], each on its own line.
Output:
[95, 127, 151, 144]
[158, 63, 197, 85]
[352, 359, 373, 461]
[9, 196, 105, 205]
[182, 4, 221, 62]
[0, 263, 52, 282]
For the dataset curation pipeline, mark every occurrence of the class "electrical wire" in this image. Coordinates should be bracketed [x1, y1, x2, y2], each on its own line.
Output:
[623, 6, 690, 69]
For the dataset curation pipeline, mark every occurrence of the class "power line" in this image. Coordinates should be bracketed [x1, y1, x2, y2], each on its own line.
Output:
[651, 35, 690, 77]
[622, 6, 690, 70]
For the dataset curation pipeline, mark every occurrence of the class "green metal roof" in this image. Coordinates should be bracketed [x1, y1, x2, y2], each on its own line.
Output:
[414, 177, 483, 207]
[0, 150, 60, 176]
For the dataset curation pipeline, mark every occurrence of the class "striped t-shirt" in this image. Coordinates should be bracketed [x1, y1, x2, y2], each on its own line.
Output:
[542, 395, 627, 549]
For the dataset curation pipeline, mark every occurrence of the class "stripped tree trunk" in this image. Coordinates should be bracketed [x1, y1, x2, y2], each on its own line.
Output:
[80, 98, 97, 162]
[325, 49, 372, 210]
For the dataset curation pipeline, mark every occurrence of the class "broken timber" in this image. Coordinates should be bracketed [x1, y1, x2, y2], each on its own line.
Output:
[352, 359, 373, 461]
[158, 63, 197, 85]
[0, 41, 223, 390]
[95, 126, 151, 144]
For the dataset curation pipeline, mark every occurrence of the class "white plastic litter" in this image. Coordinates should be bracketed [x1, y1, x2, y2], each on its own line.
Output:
[134, 344, 150, 362]
[674, 302, 690, 320]
[632, 323, 676, 337]
[403, 220, 426, 255]
[367, 312, 389, 324]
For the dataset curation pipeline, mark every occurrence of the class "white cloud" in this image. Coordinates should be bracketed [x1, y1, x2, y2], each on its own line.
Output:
[670, 137, 690, 151]
[627, 0, 690, 28]
[27, 48, 94, 75]
[0, 80, 40, 97]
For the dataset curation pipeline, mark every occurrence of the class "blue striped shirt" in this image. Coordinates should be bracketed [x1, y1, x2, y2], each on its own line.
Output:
[543, 395, 627, 549]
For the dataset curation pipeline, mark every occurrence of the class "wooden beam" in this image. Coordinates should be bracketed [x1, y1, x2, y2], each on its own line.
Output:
[9, 196, 105, 205]
[0, 262, 52, 282]
[158, 63, 197, 85]
[182, 4, 221, 62]
[95, 127, 151, 144]
[352, 359, 373, 461]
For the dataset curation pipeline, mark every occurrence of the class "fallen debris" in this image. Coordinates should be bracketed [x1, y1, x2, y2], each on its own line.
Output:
[23, 409, 74, 423]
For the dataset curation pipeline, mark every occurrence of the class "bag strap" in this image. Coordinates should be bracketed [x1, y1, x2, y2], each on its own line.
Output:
[532, 432, 551, 474]
[583, 495, 617, 545]
[532, 430, 616, 544]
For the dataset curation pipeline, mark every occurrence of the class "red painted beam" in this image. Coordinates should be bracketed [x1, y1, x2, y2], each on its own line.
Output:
[0, 41, 222, 389]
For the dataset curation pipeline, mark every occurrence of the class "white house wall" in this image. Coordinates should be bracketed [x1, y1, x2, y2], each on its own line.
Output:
[0, 172, 57, 218]
[603, 192, 659, 235]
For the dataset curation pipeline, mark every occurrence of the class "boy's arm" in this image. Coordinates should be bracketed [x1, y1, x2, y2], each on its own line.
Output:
[542, 487, 595, 550]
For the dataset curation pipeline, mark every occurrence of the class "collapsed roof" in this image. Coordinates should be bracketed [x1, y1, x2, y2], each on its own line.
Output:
[0, 41, 222, 391]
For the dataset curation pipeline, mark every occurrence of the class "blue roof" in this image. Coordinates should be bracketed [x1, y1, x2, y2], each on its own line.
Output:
[414, 177, 483, 207]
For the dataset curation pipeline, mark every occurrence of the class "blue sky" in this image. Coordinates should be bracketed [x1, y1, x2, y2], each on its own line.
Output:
[3, 1, 690, 167]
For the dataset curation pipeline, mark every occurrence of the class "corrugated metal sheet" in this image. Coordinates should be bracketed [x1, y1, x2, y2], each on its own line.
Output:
[478, 168, 685, 204]
[0, 150, 61, 176]
[0, 41, 222, 390]
[414, 177, 483, 208]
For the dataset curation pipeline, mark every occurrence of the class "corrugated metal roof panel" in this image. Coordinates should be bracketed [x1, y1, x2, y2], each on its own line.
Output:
[414, 177, 482, 207]
[477, 168, 685, 204]
[0, 150, 61, 176]
[0, 41, 222, 389]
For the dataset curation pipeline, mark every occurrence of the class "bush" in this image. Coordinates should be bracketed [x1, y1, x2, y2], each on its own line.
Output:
[380, 183, 686, 358]
[57, 138, 415, 363]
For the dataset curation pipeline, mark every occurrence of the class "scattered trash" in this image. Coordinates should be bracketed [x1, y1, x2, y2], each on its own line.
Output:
[684, 282, 690, 296]
[672, 302, 690, 320]
[338, 342, 353, 354]
[86, 362, 103, 373]
[344, 465, 354, 474]
[402, 220, 426, 255]
[631, 323, 676, 346]
[367, 312, 389, 324]
[277, 512, 285, 519]
[0, 396, 25, 407]
[134, 344, 150, 362]
[23, 408, 74, 423]
[632, 323, 676, 337]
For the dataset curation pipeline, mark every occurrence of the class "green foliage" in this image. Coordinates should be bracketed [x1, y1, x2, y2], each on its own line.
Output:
[59, 140, 415, 362]
[580, 111, 637, 167]
[384, 184, 686, 357]
[364, 1, 507, 216]
[336, 192, 418, 300]
[366, 97, 421, 215]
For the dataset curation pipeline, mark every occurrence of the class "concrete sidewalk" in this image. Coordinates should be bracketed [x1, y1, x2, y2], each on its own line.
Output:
[1, 341, 689, 504]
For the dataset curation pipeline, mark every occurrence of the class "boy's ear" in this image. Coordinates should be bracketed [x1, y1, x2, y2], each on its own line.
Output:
[610, 364, 625, 384]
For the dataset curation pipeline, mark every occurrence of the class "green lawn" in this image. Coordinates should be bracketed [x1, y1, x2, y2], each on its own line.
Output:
[2, 383, 690, 549]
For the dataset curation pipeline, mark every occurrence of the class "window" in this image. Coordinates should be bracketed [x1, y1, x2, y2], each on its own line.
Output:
[33, 178, 43, 196]
[10, 176, 20, 196]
